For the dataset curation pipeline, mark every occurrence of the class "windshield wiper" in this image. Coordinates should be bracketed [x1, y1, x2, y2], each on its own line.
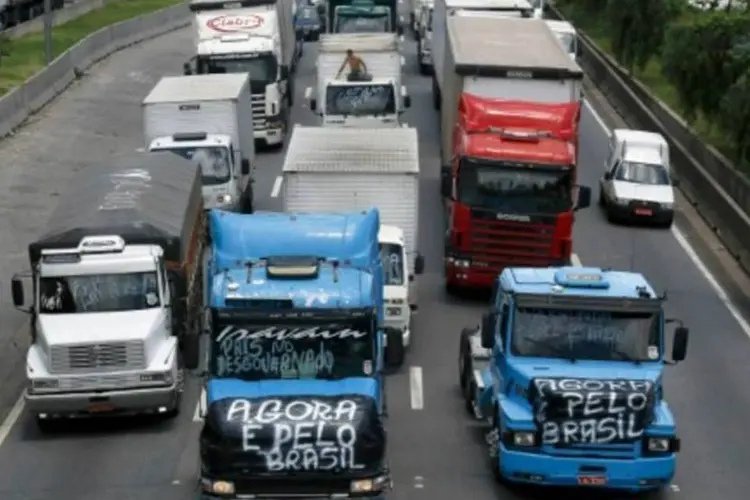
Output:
[610, 349, 642, 365]
[524, 338, 577, 363]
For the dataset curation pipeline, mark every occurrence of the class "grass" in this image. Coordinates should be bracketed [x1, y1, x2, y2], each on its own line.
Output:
[0, 0, 183, 96]
[560, 5, 737, 162]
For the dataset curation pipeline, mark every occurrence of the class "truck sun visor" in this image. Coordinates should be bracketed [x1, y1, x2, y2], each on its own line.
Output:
[203, 395, 385, 474]
[530, 377, 656, 445]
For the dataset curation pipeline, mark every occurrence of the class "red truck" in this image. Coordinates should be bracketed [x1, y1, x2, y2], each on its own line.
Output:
[437, 15, 591, 293]
[441, 94, 591, 292]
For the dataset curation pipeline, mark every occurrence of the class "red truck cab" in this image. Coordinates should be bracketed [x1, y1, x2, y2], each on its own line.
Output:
[441, 93, 591, 292]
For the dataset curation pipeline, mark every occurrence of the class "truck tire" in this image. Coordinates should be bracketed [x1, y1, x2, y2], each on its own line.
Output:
[385, 334, 405, 368]
[182, 333, 200, 370]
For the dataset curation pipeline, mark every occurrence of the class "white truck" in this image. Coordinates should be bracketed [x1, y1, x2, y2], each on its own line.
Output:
[439, 15, 583, 167]
[11, 151, 206, 431]
[546, 19, 579, 60]
[305, 33, 410, 127]
[279, 125, 424, 360]
[185, 0, 298, 149]
[416, 0, 433, 74]
[143, 74, 255, 213]
[431, 0, 532, 109]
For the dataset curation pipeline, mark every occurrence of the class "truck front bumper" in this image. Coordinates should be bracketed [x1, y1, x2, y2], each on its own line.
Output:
[499, 446, 675, 492]
[25, 382, 179, 418]
[254, 123, 285, 146]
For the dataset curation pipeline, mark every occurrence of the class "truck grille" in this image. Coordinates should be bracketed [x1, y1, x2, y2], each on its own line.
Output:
[542, 442, 638, 460]
[50, 341, 146, 374]
[251, 93, 266, 131]
[58, 373, 145, 392]
[468, 217, 558, 277]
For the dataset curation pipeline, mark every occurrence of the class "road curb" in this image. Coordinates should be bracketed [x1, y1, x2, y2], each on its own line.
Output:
[0, 1, 191, 139]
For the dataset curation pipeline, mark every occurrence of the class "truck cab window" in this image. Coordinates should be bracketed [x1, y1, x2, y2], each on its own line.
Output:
[169, 146, 231, 186]
[380, 243, 405, 286]
[39, 272, 161, 314]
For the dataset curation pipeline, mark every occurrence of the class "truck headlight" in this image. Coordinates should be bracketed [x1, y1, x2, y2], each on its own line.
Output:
[140, 372, 173, 385]
[447, 257, 470, 268]
[387, 307, 402, 316]
[32, 379, 59, 391]
[647, 437, 670, 452]
[351, 475, 391, 493]
[512, 431, 536, 447]
[217, 194, 232, 205]
[207, 480, 235, 495]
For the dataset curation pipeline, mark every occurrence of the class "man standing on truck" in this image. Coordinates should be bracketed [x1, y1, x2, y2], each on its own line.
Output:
[336, 49, 370, 81]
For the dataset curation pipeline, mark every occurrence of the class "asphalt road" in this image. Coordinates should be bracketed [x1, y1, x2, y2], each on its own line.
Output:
[0, 22, 749, 500]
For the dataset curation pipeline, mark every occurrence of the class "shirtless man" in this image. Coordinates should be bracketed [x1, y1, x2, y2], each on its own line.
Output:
[335, 49, 368, 81]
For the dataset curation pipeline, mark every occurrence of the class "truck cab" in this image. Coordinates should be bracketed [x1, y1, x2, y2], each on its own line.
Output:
[327, 0, 402, 34]
[149, 133, 249, 210]
[461, 266, 688, 492]
[546, 19, 579, 61]
[307, 78, 410, 127]
[186, 0, 297, 149]
[199, 209, 396, 499]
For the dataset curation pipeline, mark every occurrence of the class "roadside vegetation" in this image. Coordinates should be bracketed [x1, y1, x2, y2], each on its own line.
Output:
[555, 0, 750, 169]
[0, 0, 182, 96]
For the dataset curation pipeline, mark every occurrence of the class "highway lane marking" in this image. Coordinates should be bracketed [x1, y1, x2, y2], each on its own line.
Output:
[410, 365, 424, 410]
[0, 394, 25, 446]
[271, 176, 283, 198]
[584, 99, 750, 339]
[571, 253, 582, 267]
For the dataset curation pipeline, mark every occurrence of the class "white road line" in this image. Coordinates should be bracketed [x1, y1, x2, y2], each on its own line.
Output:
[0, 395, 25, 446]
[193, 387, 205, 422]
[270, 176, 283, 198]
[571, 253, 582, 267]
[409, 366, 424, 410]
[584, 99, 750, 338]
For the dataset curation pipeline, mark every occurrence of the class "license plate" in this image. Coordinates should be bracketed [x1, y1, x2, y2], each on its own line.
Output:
[577, 475, 607, 486]
[635, 208, 653, 216]
[87, 402, 115, 413]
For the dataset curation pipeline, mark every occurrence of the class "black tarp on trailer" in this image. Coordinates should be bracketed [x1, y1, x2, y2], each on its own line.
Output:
[28, 151, 203, 267]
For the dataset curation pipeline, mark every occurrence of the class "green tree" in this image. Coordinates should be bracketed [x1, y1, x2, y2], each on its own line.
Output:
[718, 69, 750, 164]
[605, 0, 678, 72]
[661, 12, 750, 122]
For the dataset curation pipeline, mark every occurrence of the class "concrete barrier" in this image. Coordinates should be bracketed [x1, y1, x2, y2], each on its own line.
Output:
[0, 1, 190, 138]
[549, 6, 750, 272]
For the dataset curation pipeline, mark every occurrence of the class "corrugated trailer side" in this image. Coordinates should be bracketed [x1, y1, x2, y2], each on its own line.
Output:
[281, 125, 420, 258]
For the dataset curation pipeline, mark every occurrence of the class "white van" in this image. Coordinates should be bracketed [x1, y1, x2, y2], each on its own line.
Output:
[599, 129, 676, 228]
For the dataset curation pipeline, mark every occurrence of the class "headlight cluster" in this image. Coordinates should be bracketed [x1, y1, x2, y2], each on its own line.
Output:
[447, 257, 470, 268]
[202, 479, 235, 495]
[506, 431, 537, 447]
[645, 436, 680, 454]
[216, 194, 232, 205]
[350, 475, 392, 493]
[140, 372, 173, 385]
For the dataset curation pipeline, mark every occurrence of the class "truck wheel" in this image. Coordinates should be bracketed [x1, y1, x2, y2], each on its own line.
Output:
[36, 417, 60, 434]
[419, 63, 430, 75]
[458, 329, 471, 390]
[385, 334, 405, 368]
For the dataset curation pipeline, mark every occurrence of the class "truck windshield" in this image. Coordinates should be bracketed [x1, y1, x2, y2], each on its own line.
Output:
[210, 317, 375, 381]
[39, 272, 160, 314]
[380, 242, 404, 286]
[510, 308, 661, 362]
[457, 158, 573, 214]
[325, 84, 396, 115]
[335, 11, 390, 32]
[198, 53, 278, 86]
[555, 32, 576, 54]
[165, 146, 231, 186]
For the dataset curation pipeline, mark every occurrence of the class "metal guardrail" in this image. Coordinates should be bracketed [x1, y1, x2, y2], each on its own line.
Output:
[549, 6, 750, 273]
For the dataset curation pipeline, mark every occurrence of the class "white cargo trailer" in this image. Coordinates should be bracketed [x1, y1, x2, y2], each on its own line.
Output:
[431, 0, 532, 109]
[143, 74, 255, 212]
[439, 15, 583, 166]
[280, 125, 424, 357]
[305, 33, 410, 127]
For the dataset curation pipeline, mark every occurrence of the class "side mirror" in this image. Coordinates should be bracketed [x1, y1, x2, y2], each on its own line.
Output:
[671, 326, 689, 362]
[414, 254, 425, 274]
[480, 313, 496, 349]
[241, 159, 250, 175]
[310, 98, 317, 112]
[440, 167, 451, 198]
[183, 62, 192, 75]
[603, 171, 613, 180]
[11, 276, 25, 308]
[280, 65, 289, 80]
[384, 328, 404, 367]
[575, 185, 591, 211]
[403, 94, 411, 109]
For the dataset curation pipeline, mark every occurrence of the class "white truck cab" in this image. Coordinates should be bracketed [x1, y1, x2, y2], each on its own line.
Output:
[23, 237, 180, 426]
[379, 224, 418, 345]
[305, 33, 410, 127]
[599, 129, 676, 228]
[186, 0, 297, 149]
[546, 19, 578, 60]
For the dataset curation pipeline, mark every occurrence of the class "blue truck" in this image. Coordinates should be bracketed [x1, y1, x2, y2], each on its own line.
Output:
[457, 266, 689, 492]
[199, 208, 398, 499]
